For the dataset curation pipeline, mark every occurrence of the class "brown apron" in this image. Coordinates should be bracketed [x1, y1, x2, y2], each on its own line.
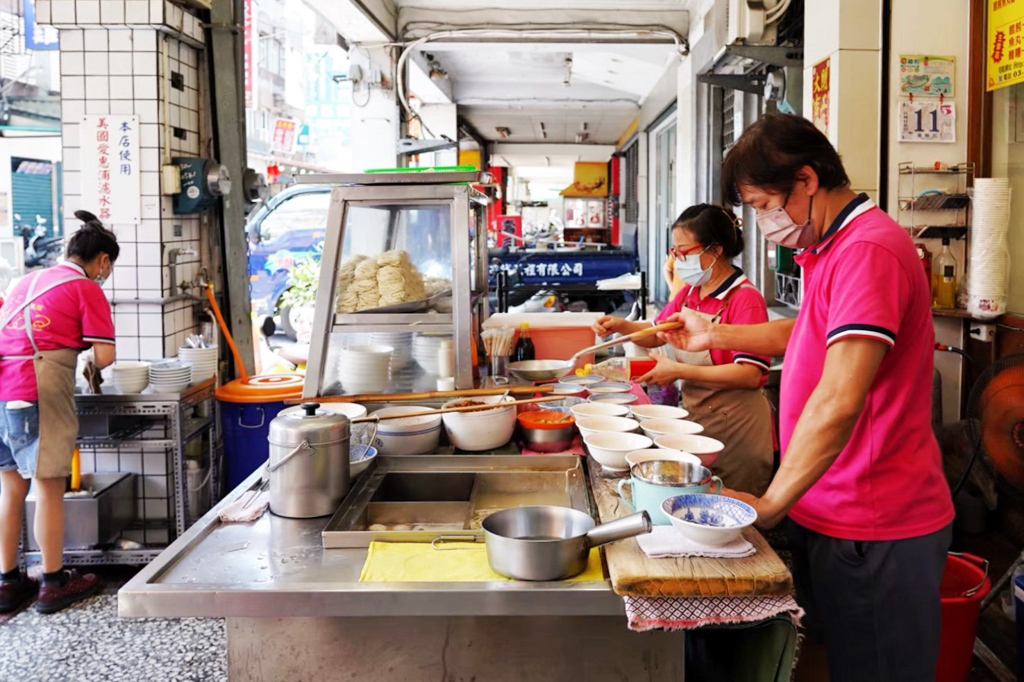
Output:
[0, 270, 85, 479]
[672, 286, 774, 496]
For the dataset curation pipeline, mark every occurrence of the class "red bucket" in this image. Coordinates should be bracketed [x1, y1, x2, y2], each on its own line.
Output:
[936, 552, 991, 682]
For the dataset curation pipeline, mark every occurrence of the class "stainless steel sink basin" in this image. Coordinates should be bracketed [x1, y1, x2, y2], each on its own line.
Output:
[322, 456, 590, 548]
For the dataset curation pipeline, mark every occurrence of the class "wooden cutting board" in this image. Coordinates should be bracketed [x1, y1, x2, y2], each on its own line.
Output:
[589, 465, 793, 598]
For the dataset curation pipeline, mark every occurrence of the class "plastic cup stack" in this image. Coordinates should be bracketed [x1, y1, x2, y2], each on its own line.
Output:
[967, 179, 1011, 319]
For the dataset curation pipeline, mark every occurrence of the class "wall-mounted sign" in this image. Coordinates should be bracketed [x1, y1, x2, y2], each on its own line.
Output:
[272, 119, 298, 152]
[243, 0, 253, 107]
[22, 0, 58, 50]
[560, 162, 609, 198]
[79, 116, 141, 225]
[898, 100, 956, 143]
[811, 58, 830, 136]
[900, 55, 954, 96]
[988, 0, 1024, 91]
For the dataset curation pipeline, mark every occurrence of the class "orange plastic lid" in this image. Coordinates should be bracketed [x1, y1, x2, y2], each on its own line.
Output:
[214, 373, 306, 403]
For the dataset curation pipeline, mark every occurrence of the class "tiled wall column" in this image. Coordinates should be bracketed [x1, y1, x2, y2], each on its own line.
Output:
[38, 0, 208, 361]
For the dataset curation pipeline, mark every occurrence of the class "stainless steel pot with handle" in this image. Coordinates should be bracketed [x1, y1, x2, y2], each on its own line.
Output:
[267, 402, 350, 518]
[481, 506, 652, 581]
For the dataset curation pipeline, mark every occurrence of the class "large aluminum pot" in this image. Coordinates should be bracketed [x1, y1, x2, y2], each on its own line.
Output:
[267, 402, 350, 518]
[481, 506, 651, 581]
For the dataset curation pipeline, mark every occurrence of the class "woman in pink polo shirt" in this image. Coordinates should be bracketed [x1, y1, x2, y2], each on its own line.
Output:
[593, 204, 774, 495]
[661, 114, 954, 682]
[0, 211, 118, 615]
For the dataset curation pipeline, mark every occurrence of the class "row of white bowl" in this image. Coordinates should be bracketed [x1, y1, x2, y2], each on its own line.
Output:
[338, 345, 393, 393]
[179, 346, 218, 383]
[110, 360, 192, 393]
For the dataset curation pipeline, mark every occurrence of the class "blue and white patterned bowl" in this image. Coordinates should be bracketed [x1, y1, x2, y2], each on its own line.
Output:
[661, 493, 757, 547]
[349, 444, 378, 478]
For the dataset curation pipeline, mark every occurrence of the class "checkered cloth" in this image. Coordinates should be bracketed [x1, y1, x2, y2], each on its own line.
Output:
[624, 594, 803, 632]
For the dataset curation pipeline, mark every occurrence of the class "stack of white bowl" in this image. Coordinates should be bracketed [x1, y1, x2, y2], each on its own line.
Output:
[369, 332, 413, 372]
[412, 334, 450, 375]
[179, 345, 218, 383]
[111, 361, 150, 394]
[967, 179, 1011, 319]
[149, 361, 193, 393]
[338, 345, 393, 393]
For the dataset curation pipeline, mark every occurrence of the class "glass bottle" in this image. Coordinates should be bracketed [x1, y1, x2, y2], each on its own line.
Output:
[931, 237, 957, 310]
[513, 322, 536, 362]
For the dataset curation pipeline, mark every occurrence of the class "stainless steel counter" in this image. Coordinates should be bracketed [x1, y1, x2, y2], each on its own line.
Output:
[118, 465, 624, 619]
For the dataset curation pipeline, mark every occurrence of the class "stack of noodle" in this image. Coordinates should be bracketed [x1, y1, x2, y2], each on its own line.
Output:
[335, 250, 428, 313]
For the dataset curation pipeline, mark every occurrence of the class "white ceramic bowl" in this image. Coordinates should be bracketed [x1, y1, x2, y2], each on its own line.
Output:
[349, 444, 378, 478]
[586, 381, 632, 395]
[150, 381, 191, 393]
[340, 345, 393, 392]
[549, 382, 587, 397]
[114, 376, 149, 393]
[562, 374, 605, 387]
[630, 404, 690, 422]
[441, 395, 517, 452]
[571, 402, 631, 419]
[583, 432, 653, 472]
[575, 415, 640, 439]
[653, 434, 725, 468]
[111, 361, 151, 374]
[370, 405, 443, 455]
[662, 493, 757, 547]
[587, 393, 639, 405]
[280, 402, 368, 421]
[640, 418, 705, 439]
[625, 448, 702, 469]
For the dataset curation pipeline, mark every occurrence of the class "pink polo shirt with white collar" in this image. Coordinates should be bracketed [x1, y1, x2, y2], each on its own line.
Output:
[780, 194, 954, 541]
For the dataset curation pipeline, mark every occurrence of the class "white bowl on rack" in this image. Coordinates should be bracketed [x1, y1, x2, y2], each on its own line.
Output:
[339, 345, 393, 393]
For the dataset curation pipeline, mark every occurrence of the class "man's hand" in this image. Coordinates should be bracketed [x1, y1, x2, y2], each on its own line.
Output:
[636, 354, 682, 386]
[720, 488, 783, 530]
[657, 310, 714, 352]
[593, 315, 626, 337]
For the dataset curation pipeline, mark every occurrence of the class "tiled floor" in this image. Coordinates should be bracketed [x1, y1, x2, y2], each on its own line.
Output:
[0, 572, 226, 682]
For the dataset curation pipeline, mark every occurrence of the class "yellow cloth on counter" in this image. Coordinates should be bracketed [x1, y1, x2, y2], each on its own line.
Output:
[359, 541, 605, 582]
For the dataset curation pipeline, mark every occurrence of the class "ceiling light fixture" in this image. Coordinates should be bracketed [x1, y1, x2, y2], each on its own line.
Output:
[575, 131, 590, 143]
[495, 126, 511, 139]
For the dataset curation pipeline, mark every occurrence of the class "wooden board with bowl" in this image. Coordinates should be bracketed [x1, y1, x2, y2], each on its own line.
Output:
[587, 464, 791, 598]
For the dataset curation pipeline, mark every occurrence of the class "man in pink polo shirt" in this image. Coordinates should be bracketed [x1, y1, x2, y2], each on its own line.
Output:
[662, 114, 954, 682]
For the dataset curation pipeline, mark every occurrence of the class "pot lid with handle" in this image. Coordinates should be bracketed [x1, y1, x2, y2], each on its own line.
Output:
[268, 401, 350, 447]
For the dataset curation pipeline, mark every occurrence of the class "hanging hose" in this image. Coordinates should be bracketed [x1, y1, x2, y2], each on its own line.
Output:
[205, 283, 249, 381]
[935, 343, 980, 499]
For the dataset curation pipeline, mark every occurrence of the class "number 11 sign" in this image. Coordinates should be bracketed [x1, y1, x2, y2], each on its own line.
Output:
[899, 100, 956, 143]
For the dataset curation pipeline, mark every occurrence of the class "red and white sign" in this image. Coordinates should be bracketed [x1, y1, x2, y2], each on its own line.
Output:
[80, 115, 140, 225]
[272, 118, 298, 152]
[243, 0, 253, 108]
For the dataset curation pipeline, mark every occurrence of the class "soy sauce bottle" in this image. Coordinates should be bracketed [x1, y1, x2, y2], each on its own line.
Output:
[513, 322, 535, 362]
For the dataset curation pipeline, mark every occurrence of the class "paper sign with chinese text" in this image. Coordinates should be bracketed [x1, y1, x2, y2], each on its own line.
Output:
[988, 0, 1024, 91]
[811, 58, 830, 136]
[80, 116, 141, 225]
[272, 119, 298, 152]
[899, 55, 954, 96]
[898, 100, 956, 143]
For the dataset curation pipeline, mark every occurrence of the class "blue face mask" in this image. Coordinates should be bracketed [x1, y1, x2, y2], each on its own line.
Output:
[673, 248, 717, 287]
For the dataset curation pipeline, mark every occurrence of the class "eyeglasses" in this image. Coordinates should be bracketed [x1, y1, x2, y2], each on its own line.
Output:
[669, 244, 706, 258]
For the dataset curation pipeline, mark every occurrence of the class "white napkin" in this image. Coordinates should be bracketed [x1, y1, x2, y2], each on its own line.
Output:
[636, 525, 756, 559]
[218, 489, 270, 524]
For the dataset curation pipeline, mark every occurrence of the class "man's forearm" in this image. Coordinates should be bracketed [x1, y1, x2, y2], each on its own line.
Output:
[710, 318, 795, 357]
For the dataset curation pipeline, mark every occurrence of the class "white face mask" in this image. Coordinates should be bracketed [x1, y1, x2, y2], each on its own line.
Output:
[673, 248, 716, 287]
[757, 194, 816, 249]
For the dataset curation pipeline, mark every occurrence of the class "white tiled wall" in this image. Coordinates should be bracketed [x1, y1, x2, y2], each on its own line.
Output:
[44, 2, 208, 362]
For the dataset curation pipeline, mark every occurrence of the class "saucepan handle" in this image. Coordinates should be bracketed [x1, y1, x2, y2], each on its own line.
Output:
[585, 511, 652, 548]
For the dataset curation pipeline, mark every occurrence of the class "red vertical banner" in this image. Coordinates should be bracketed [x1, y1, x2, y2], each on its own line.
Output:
[811, 58, 830, 136]
[243, 0, 252, 108]
[609, 155, 621, 247]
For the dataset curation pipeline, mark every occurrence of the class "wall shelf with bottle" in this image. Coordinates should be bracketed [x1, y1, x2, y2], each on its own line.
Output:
[897, 162, 974, 239]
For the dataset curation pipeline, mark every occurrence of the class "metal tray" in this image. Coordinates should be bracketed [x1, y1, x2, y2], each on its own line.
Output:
[349, 290, 452, 315]
[322, 455, 590, 548]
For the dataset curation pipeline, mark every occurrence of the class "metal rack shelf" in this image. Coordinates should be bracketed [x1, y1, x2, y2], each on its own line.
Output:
[897, 161, 973, 239]
[21, 380, 218, 568]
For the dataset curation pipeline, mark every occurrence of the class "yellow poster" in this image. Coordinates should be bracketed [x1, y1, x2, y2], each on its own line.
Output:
[988, 0, 1024, 91]
[560, 162, 609, 197]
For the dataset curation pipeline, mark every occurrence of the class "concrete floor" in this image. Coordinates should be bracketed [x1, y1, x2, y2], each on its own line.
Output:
[0, 570, 226, 682]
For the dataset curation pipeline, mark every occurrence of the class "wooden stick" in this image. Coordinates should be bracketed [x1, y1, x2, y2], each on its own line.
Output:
[287, 385, 553, 405]
[350, 396, 563, 422]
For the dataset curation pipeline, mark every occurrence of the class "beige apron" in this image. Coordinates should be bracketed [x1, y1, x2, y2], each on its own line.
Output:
[673, 286, 774, 496]
[0, 270, 86, 479]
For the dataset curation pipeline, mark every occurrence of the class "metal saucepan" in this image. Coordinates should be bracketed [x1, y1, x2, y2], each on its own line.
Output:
[508, 321, 685, 382]
[481, 505, 652, 581]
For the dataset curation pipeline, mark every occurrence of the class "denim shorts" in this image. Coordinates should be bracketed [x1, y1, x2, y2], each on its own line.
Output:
[0, 401, 41, 478]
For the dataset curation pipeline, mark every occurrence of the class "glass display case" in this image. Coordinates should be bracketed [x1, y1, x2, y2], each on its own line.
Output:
[302, 172, 490, 396]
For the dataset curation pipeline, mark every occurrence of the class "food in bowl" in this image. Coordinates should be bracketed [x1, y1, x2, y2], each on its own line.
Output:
[625, 448, 702, 469]
[446, 399, 506, 411]
[575, 415, 640, 439]
[653, 434, 725, 468]
[441, 396, 516, 452]
[370, 405, 443, 456]
[587, 393, 639, 405]
[518, 411, 576, 453]
[571, 402, 631, 419]
[639, 418, 705, 439]
[586, 381, 632, 395]
[662, 493, 757, 546]
[630, 404, 690, 422]
[583, 432, 653, 472]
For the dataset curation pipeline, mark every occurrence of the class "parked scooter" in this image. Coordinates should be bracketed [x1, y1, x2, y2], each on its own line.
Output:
[14, 214, 63, 269]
